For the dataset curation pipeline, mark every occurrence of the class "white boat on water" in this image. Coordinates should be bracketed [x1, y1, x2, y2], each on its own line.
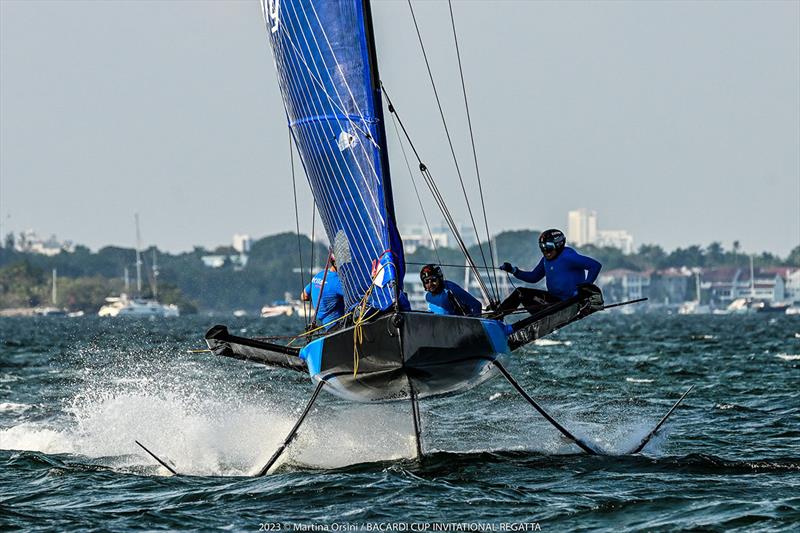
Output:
[33, 269, 81, 316]
[98, 214, 180, 318]
[678, 301, 711, 315]
[260, 299, 311, 319]
[33, 306, 68, 317]
[678, 271, 711, 315]
[98, 294, 179, 318]
[725, 297, 790, 314]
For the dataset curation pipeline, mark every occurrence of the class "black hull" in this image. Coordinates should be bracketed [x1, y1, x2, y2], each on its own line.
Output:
[204, 287, 604, 403]
[301, 312, 508, 402]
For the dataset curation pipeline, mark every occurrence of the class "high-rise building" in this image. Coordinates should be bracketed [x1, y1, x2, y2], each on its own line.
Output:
[595, 229, 635, 254]
[567, 209, 597, 246]
[232, 234, 252, 254]
[567, 209, 634, 254]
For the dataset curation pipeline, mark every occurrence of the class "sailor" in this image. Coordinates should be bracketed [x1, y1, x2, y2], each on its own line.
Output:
[420, 264, 482, 317]
[301, 254, 345, 330]
[495, 229, 602, 316]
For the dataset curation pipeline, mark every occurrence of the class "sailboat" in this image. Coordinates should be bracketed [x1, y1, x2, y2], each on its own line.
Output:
[33, 268, 69, 316]
[98, 214, 179, 318]
[137, 0, 691, 475]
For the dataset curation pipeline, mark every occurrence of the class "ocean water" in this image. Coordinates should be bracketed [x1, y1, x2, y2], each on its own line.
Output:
[1, 314, 798, 531]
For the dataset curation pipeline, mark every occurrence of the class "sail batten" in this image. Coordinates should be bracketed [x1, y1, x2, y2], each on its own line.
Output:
[263, 0, 404, 311]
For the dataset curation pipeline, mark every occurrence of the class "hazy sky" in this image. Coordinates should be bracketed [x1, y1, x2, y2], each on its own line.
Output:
[1, 0, 798, 256]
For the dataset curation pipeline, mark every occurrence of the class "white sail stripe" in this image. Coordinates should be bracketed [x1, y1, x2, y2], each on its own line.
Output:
[269, 1, 394, 308]
[267, 8, 368, 307]
[273, 21, 363, 286]
[276, 4, 375, 143]
[298, 0, 384, 175]
[293, 0, 386, 218]
[289, 127, 368, 304]
[306, 0, 374, 141]
[279, 42, 376, 280]
[276, 22, 386, 304]
[278, 17, 381, 255]
[279, 9, 384, 243]
[280, 5, 384, 223]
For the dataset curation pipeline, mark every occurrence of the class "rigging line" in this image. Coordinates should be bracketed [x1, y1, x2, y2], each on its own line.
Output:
[290, 0, 385, 190]
[407, 0, 497, 303]
[406, 261, 507, 269]
[278, 15, 386, 259]
[276, 10, 375, 145]
[270, 17, 344, 245]
[276, 39, 360, 306]
[280, 1, 384, 196]
[278, 22, 385, 273]
[289, 131, 309, 328]
[420, 166, 492, 303]
[303, 193, 317, 320]
[265, 4, 382, 308]
[306, 1, 378, 147]
[278, 15, 384, 234]
[381, 84, 492, 303]
[265, 15, 319, 320]
[273, 31, 357, 300]
[283, 93, 386, 309]
[277, 64, 392, 313]
[389, 112, 442, 266]
[448, 0, 499, 296]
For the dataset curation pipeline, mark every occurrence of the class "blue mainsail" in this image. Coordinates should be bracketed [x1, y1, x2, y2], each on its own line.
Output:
[261, 0, 404, 312]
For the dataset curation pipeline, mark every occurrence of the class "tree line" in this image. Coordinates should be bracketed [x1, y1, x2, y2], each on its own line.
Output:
[0, 231, 797, 313]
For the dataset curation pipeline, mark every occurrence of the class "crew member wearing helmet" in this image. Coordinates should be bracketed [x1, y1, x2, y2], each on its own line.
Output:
[301, 253, 345, 330]
[420, 264, 482, 317]
[495, 229, 602, 315]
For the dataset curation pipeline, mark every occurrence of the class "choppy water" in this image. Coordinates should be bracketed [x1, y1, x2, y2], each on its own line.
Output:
[1, 314, 798, 531]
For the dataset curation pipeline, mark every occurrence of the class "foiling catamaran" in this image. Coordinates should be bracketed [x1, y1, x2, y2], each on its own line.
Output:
[136, 0, 692, 476]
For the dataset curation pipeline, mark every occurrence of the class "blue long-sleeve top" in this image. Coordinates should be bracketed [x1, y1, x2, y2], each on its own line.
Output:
[426, 280, 483, 317]
[304, 269, 345, 329]
[513, 247, 602, 301]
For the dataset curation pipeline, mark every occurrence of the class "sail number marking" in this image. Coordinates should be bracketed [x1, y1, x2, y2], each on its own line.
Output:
[266, 0, 280, 33]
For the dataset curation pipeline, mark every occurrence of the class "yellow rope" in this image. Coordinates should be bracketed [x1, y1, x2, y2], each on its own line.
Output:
[352, 260, 395, 377]
[285, 257, 397, 376]
[286, 311, 353, 347]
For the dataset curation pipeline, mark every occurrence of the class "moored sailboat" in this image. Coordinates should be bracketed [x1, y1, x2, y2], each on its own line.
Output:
[98, 214, 179, 318]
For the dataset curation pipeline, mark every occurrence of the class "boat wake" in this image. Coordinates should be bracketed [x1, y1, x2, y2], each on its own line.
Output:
[0, 387, 681, 476]
[0, 383, 420, 476]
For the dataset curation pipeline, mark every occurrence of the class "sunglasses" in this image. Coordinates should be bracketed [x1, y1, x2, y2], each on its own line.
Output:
[421, 275, 441, 285]
[539, 241, 557, 251]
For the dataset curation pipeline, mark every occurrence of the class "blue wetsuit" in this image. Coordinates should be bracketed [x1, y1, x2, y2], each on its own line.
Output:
[426, 280, 483, 317]
[512, 247, 601, 301]
[304, 270, 345, 329]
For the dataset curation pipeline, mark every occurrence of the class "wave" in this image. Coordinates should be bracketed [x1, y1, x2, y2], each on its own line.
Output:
[0, 402, 31, 414]
[533, 339, 572, 346]
[0, 387, 419, 476]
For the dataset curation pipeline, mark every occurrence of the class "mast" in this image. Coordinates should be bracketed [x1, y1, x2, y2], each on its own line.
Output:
[52, 268, 57, 306]
[135, 213, 143, 297]
[749, 254, 755, 298]
[695, 270, 701, 303]
[152, 249, 159, 300]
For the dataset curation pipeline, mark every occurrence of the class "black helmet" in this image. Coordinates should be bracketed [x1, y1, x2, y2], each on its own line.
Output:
[539, 229, 566, 256]
[419, 263, 443, 283]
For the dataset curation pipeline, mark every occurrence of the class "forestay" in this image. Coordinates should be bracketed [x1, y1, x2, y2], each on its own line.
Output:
[261, 0, 405, 312]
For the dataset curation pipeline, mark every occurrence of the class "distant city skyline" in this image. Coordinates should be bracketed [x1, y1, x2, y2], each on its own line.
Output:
[1, 1, 798, 257]
[8, 216, 797, 259]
